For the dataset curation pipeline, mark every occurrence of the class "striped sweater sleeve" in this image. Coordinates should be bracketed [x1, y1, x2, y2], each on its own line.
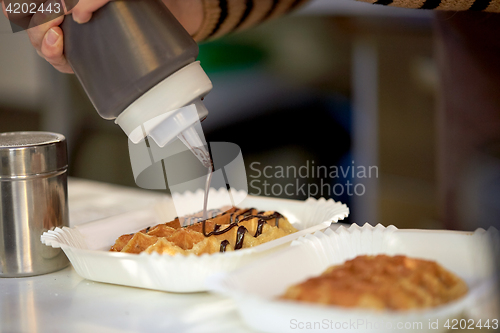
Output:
[370, 0, 497, 11]
[193, 0, 500, 41]
[193, 0, 310, 41]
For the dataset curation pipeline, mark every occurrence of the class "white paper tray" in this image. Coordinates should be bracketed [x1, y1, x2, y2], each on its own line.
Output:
[41, 189, 349, 292]
[208, 224, 500, 333]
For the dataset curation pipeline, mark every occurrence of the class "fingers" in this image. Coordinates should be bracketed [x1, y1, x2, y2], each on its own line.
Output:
[27, 16, 73, 73]
[71, 0, 110, 23]
[27, 14, 63, 49]
[40, 26, 73, 73]
[24, 0, 111, 73]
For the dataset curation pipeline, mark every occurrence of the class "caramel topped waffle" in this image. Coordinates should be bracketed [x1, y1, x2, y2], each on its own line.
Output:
[280, 255, 468, 310]
[110, 207, 297, 255]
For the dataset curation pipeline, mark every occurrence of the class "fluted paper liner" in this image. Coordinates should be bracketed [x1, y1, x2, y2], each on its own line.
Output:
[41, 188, 349, 292]
[207, 224, 500, 333]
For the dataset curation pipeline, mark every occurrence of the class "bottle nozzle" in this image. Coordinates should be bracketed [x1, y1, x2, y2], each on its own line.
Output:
[177, 126, 211, 169]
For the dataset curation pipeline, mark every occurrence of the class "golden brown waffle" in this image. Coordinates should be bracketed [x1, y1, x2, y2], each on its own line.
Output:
[110, 207, 297, 256]
[280, 255, 468, 310]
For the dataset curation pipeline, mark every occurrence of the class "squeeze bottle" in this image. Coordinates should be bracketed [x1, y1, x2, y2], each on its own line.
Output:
[62, 0, 212, 163]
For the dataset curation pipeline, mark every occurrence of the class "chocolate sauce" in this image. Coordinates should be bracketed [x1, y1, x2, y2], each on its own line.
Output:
[254, 219, 265, 237]
[202, 208, 257, 237]
[235, 226, 247, 250]
[193, 143, 285, 250]
[220, 240, 230, 252]
[203, 219, 238, 237]
[237, 212, 283, 225]
[201, 209, 284, 250]
[229, 211, 237, 224]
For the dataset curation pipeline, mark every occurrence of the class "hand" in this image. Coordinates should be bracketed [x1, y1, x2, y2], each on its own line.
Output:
[1, 0, 203, 74]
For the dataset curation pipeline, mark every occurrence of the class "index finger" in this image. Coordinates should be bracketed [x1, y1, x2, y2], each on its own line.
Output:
[71, 0, 110, 23]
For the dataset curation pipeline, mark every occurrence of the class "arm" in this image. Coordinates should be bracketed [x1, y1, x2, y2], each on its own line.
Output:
[192, 0, 311, 41]
[4, 0, 499, 74]
[191, 0, 500, 40]
[1, 0, 309, 73]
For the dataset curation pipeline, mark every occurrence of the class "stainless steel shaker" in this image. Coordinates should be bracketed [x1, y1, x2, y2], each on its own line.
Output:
[0, 132, 69, 277]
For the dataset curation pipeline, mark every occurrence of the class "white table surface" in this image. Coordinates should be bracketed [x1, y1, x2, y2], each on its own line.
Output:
[0, 178, 349, 333]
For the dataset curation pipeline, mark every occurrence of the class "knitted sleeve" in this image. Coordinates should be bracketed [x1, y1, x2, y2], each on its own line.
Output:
[192, 0, 499, 42]
[365, 0, 498, 12]
[192, 0, 310, 41]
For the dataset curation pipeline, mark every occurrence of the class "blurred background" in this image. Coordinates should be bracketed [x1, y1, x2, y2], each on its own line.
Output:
[1, 0, 499, 231]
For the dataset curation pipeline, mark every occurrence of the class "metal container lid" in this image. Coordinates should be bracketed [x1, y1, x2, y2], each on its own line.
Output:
[0, 132, 68, 178]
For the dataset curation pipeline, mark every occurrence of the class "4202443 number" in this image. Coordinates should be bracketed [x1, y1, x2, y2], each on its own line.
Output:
[444, 319, 498, 330]
[5, 2, 61, 14]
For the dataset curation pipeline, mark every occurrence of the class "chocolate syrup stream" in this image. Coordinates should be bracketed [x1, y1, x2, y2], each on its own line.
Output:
[176, 131, 212, 222]
[192, 143, 284, 249]
[202, 164, 213, 221]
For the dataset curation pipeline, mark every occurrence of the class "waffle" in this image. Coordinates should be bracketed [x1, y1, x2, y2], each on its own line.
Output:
[110, 207, 297, 255]
[280, 255, 468, 310]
